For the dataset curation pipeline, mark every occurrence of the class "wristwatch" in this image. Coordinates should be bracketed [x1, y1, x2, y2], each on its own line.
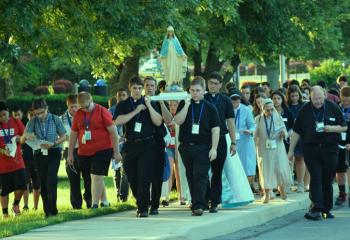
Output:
[231, 142, 236, 145]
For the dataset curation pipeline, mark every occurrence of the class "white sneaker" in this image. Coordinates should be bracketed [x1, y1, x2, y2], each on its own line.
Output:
[297, 182, 305, 193]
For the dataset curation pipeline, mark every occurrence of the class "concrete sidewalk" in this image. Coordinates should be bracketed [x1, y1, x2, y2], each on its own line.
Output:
[6, 192, 311, 240]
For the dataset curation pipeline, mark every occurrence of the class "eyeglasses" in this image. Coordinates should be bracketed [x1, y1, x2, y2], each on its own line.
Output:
[208, 81, 221, 85]
[264, 108, 273, 113]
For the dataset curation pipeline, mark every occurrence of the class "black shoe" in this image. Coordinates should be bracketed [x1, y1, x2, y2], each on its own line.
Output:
[335, 192, 347, 205]
[304, 210, 322, 221]
[192, 209, 204, 216]
[149, 209, 159, 215]
[85, 200, 92, 209]
[100, 202, 111, 208]
[209, 206, 218, 213]
[23, 206, 29, 211]
[92, 204, 98, 209]
[322, 212, 335, 219]
[137, 211, 149, 218]
[120, 196, 128, 202]
[161, 200, 169, 207]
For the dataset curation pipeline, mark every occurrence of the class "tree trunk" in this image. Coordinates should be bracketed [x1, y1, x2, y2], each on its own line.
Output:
[203, 42, 224, 79]
[0, 79, 5, 100]
[117, 54, 140, 89]
[223, 54, 241, 87]
[108, 63, 124, 95]
[193, 44, 202, 76]
[265, 61, 280, 90]
[6, 77, 14, 98]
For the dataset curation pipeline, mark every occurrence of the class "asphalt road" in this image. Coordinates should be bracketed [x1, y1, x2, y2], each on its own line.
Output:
[210, 205, 350, 240]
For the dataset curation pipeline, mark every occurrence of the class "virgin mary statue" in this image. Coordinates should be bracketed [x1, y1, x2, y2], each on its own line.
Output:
[160, 26, 187, 87]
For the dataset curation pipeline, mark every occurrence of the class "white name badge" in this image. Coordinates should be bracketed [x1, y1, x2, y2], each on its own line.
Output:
[266, 139, 277, 149]
[329, 117, 335, 122]
[85, 131, 92, 141]
[81, 134, 86, 144]
[282, 118, 288, 122]
[235, 131, 241, 140]
[192, 124, 200, 135]
[316, 122, 325, 132]
[170, 137, 176, 145]
[41, 148, 48, 156]
[341, 132, 347, 141]
[134, 122, 142, 133]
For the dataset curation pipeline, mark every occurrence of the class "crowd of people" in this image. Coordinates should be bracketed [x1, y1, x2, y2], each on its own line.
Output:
[0, 73, 349, 221]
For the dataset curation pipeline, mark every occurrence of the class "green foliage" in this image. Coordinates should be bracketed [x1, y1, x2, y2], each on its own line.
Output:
[2, 0, 350, 98]
[309, 59, 350, 86]
[6, 94, 109, 116]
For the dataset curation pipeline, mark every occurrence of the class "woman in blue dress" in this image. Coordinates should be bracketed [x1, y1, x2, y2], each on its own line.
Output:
[230, 90, 257, 186]
[287, 85, 309, 192]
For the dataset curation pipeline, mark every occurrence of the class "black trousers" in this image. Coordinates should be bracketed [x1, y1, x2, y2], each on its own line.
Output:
[151, 137, 165, 210]
[303, 144, 338, 212]
[65, 148, 92, 209]
[34, 148, 61, 216]
[114, 167, 129, 201]
[123, 139, 156, 212]
[179, 144, 211, 210]
[209, 136, 227, 206]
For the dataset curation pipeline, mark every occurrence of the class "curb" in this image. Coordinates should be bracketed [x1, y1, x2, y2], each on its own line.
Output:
[159, 193, 310, 240]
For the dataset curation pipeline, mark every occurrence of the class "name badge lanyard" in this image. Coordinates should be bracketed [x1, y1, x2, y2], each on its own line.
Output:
[130, 98, 144, 124]
[341, 106, 350, 121]
[36, 115, 51, 141]
[0, 122, 11, 144]
[84, 107, 95, 130]
[264, 115, 274, 139]
[67, 112, 72, 128]
[312, 104, 325, 123]
[192, 102, 205, 127]
[235, 109, 240, 130]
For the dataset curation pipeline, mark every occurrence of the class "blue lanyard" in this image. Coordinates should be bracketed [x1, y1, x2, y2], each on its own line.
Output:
[36, 115, 51, 140]
[235, 109, 240, 129]
[312, 104, 325, 122]
[264, 115, 274, 139]
[0, 121, 11, 144]
[130, 97, 144, 122]
[341, 106, 350, 120]
[191, 101, 205, 124]
[66, 112, 72, 128]
[84, 107, 95, 130]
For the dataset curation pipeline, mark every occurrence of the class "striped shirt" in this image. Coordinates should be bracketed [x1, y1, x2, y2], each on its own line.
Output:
[25, 112, 66, 148]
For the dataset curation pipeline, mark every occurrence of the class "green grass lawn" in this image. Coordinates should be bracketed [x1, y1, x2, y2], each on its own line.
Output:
[0, 162, 137, 238]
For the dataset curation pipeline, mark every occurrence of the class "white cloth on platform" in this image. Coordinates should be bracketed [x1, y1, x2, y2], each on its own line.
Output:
[175, 124, 191, 201]
[221, 134, 254, 208]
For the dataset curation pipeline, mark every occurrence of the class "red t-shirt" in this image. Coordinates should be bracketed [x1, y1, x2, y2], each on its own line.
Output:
[72, 104, 114, 156]
[0, 117, 25, 174]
